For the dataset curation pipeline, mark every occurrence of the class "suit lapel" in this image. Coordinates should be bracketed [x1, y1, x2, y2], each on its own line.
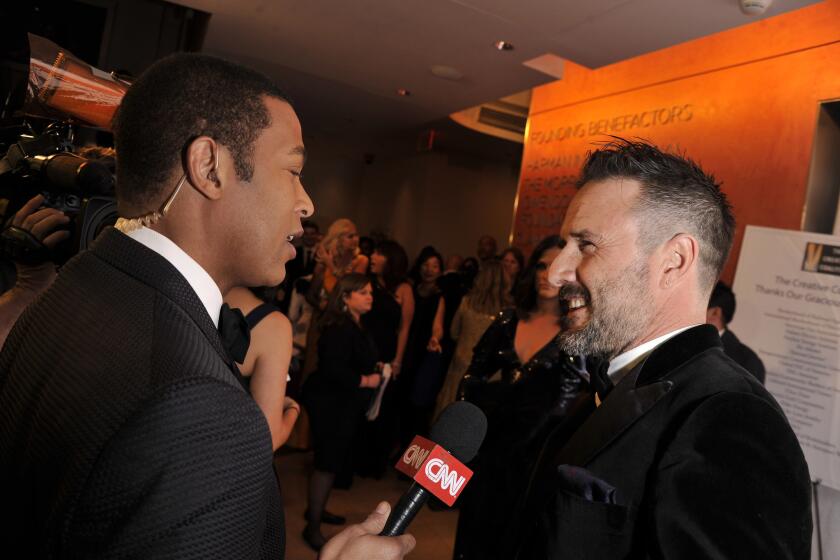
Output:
[555, 325, 723, 466]
[89, 228, 231, 366]
[555, 364, 672, 466]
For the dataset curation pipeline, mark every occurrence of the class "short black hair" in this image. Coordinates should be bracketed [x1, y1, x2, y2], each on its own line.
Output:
[708, 281, 736, 324]
[302, 220, 319, 232]
[578, 138, 735, 292]
[515, 234, 564, 320]
[112, 53, 290, 208]
[409, 246, 443, 286]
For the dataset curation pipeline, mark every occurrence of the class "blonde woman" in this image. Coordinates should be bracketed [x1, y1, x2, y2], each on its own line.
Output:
[303, 218, 370, 375]
[433, 260, 510, 420]
[309, 218, 369, 305]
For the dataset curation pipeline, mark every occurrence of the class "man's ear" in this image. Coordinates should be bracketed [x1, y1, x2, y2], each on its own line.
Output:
[185, 136, 223, 200]
[658, 233, 699, 289]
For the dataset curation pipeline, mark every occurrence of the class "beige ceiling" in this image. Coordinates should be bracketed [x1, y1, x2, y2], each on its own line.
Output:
[175, 0, 821, 136]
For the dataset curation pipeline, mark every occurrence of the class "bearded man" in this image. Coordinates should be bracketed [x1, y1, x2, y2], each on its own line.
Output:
[511, 139, 812, 559]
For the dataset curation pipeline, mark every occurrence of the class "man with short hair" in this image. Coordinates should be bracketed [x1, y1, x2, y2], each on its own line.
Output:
[300, 220, 321, 272]
[0, 54, 413, 560]
[279, 219, 320, 312]
[513, 139, 811, 559]
[707, 280, 765, 383]
[476, 234, 497, 262]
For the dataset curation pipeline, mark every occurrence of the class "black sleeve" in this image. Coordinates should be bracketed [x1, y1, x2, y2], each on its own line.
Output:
[650, 393, 811, 559]
[744, 350, 766, 385]
[68, 380, 277, 559]
[465, 310, 511, 379]
[318, 323, 364, 391]
[456, 310, 514, 402]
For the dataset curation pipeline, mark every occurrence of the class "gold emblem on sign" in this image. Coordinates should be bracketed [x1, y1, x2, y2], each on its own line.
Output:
[803, 242, 823, 272]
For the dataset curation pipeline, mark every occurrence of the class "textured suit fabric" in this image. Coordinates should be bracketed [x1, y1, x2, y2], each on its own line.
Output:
[0, 228, 284, 559]
[721, 328, 766, 384]
[514, 325, 812, 560]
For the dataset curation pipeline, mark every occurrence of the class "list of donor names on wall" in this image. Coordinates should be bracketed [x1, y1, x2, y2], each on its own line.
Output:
[732, 227, 840, 489]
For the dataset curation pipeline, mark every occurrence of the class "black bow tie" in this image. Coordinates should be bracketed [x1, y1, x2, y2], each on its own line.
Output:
[218, 303, 251, 364]
[585, 355, 613, 400]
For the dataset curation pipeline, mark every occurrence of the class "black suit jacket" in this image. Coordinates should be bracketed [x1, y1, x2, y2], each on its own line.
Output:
[721, 328, 766, 384]
[514, 325, 811, 559]
[278, 247, 315, 312]
[0, 229, 283, 559]
[284, 247, 314, 284]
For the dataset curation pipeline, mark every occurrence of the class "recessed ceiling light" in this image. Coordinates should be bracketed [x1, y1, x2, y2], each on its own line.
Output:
[430, 65, 463, 81]
[396, 88, 411, 96]
[494, 40, 514, 51]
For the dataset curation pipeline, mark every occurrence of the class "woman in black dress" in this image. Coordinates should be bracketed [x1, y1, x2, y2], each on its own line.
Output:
[364, 240, 414, 383]
[301, 273, 382, 550]
[453, 235, 589, 560]
[399, 248, 446, 448]
[357, 240, 414, 477]
[224, 287, 299, 451]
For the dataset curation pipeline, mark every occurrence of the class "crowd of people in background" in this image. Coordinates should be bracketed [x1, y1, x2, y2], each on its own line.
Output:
[264, 220, 530, 547]
[213, 210, 579, 551]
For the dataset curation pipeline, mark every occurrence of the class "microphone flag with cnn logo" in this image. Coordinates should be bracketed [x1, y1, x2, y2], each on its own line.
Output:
[395, 435, 474, 506]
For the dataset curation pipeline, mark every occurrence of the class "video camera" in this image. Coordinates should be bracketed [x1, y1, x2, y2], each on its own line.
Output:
[0, 33, 128, 265]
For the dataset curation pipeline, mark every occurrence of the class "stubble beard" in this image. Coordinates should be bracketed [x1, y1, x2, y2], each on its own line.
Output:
[558, 258, 653, 360]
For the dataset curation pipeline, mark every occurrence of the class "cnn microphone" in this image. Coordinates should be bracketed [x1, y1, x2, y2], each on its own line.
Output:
[380, 401, 487, 536]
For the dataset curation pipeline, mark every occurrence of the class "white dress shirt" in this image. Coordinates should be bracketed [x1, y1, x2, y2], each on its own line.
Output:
[608, 325, 700, 382]
[119, 226, 223, 328]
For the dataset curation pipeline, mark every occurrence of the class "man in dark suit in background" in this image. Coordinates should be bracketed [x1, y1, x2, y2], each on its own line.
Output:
[512, 139, 811, 559]
[278, 219, 319, 312]
[476, 234, 498, 263]
[0, 54, 414, 559]
[707, 280, 766, 383]
[299, 220, 321, 275]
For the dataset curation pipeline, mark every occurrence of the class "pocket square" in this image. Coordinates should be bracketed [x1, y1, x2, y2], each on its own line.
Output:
[556, 464, 618, 505]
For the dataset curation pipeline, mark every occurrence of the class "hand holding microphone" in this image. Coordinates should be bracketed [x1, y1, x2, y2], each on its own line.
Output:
[320, 502, 416, 560]
[318, 401, 486, 559]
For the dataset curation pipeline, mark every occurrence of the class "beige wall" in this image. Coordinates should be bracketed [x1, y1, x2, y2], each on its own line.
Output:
[355, 150, 519, 262]
[298, 133, 366, 232]
[301, 131, 521, 263]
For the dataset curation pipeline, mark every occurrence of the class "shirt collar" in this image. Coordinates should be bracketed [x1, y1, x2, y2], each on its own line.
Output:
[121, 226, 224, 327]
[608, 325, 700, 381]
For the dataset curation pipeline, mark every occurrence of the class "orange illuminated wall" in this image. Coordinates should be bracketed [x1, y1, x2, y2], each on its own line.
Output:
[513, 0, 840, 282]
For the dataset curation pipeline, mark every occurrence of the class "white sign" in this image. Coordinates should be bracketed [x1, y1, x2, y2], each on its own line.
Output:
[731, 226, 840, 490]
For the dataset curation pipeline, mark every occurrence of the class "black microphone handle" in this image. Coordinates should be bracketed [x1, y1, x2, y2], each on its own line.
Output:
[380, 482, 429, 536]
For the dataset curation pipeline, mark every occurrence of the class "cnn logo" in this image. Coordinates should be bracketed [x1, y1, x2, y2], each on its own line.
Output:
[424, 458, 467, 497]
